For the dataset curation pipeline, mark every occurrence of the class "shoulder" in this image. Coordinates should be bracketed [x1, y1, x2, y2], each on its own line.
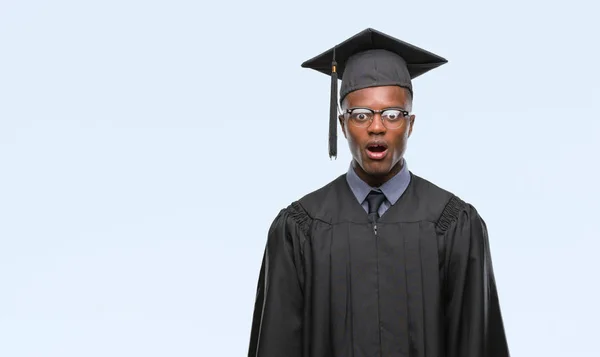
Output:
[408, 173, 482, 229]
[297, 173, 346, 205]
[268, 175, 344, 232]
[292, 174, 349, 222]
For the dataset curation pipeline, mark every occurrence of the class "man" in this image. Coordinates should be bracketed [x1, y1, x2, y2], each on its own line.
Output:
[247, 28, 510, 357]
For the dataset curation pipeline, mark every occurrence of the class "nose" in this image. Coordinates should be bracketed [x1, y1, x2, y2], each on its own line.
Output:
[368, 114, 386, 134]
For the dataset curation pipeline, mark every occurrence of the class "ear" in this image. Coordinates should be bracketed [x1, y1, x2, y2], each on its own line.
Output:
[338, 115, 347, 138]
[407, 114, 416, 138]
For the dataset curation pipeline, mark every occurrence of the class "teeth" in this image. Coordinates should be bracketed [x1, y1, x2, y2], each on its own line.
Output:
[368, 146, 386, 152]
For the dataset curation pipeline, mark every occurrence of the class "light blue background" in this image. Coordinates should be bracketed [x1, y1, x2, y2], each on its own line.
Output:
[1, 1, 599, 356]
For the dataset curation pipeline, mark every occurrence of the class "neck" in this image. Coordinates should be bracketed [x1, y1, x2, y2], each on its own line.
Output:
[353, 159, 403, 187]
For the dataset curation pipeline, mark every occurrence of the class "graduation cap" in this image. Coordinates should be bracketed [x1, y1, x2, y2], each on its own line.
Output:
[301, 28, 448, 159]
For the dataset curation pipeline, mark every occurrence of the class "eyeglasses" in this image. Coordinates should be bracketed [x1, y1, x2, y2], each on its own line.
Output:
[343, 107, 410, 129]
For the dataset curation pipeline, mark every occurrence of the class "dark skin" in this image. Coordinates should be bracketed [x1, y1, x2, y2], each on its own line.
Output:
[339, 85, 415, 187]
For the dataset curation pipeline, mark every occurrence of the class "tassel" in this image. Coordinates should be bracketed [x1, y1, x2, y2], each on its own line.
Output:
[329, 49, 338, 159]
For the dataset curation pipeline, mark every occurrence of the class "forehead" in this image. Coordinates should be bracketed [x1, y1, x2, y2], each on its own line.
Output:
[344, 85, 409, 108]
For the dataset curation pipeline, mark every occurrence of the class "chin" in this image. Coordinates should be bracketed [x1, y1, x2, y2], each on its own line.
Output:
[361, 160, 393, 176]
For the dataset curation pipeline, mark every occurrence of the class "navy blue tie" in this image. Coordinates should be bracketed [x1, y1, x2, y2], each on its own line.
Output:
[366, 190, 386, 223]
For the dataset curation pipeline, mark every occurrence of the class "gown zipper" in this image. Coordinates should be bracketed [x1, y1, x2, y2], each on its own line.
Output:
[372, 219, 382, 357]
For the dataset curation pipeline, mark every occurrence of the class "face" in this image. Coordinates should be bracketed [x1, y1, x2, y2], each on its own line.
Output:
[339, 85, 415, 186]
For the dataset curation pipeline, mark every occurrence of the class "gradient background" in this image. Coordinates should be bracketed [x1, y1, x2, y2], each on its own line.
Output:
[1, 0, 599, 356]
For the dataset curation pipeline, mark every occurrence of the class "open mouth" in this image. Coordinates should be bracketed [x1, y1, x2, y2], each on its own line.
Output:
[367, 145, 387, 153]
[366, 143, 388, 160]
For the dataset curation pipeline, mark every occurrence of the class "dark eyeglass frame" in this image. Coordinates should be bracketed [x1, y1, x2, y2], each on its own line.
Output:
[342, 107, 411, 128]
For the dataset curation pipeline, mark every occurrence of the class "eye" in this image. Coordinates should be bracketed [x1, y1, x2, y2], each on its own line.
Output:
[382, 109, 403, 121]
[350, 109, 372, 122]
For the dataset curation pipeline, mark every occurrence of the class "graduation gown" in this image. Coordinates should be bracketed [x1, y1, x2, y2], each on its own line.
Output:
[248, 172, 510, 357]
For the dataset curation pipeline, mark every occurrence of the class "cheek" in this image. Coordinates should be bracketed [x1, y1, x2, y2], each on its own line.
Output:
[345, 127, 360, 145]
[346, 134, 358, 151]
[391, 128, 410, 152]
[345, 130, 365, 155]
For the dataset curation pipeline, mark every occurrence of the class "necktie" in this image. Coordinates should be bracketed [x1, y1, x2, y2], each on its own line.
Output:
[366, 190, 386, 223]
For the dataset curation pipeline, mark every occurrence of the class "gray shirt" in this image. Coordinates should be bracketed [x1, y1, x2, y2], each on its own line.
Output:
[345, 160, 411, 217]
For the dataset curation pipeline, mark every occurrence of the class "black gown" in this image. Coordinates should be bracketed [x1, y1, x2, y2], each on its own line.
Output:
[248, 172, 510, 357]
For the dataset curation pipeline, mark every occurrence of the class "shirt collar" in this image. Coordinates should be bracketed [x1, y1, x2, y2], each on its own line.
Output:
[346, 159, 411, 206]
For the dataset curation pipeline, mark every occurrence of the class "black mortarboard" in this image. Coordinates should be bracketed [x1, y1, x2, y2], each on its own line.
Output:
[301, 28, 448, 159]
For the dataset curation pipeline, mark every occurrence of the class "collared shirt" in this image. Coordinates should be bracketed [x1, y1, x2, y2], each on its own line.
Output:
[345, 159, 411, 217]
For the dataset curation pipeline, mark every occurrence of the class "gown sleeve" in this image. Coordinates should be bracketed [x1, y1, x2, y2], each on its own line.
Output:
[247, 203, 309, 357]
[441, 197, 510, 357]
